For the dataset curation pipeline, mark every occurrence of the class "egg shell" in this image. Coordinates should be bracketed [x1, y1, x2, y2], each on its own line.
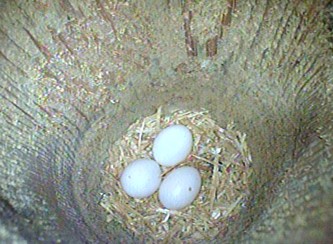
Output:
[158, 166, 201, 210]
[120, 159, 161, 199]
[153, 124, 193, 167]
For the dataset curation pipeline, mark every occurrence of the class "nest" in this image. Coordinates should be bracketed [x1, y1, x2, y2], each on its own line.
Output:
[100, 107, 253, 242]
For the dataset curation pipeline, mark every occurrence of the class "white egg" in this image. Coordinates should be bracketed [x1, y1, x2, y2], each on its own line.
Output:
[158, 166, 201, 210]
[153, 124, 193, 167]
[120, 159, 161, 199]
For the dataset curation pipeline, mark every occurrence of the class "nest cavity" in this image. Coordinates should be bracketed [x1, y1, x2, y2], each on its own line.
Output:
[100, 107, 253, 242]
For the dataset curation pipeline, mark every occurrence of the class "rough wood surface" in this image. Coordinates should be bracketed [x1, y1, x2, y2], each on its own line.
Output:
[0, 0, 332, 243]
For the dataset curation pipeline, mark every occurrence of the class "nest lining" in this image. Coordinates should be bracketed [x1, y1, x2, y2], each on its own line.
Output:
[100, 107, 253, 242]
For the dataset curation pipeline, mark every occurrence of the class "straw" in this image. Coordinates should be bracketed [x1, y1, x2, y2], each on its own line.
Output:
[100, 107, 253, 242]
